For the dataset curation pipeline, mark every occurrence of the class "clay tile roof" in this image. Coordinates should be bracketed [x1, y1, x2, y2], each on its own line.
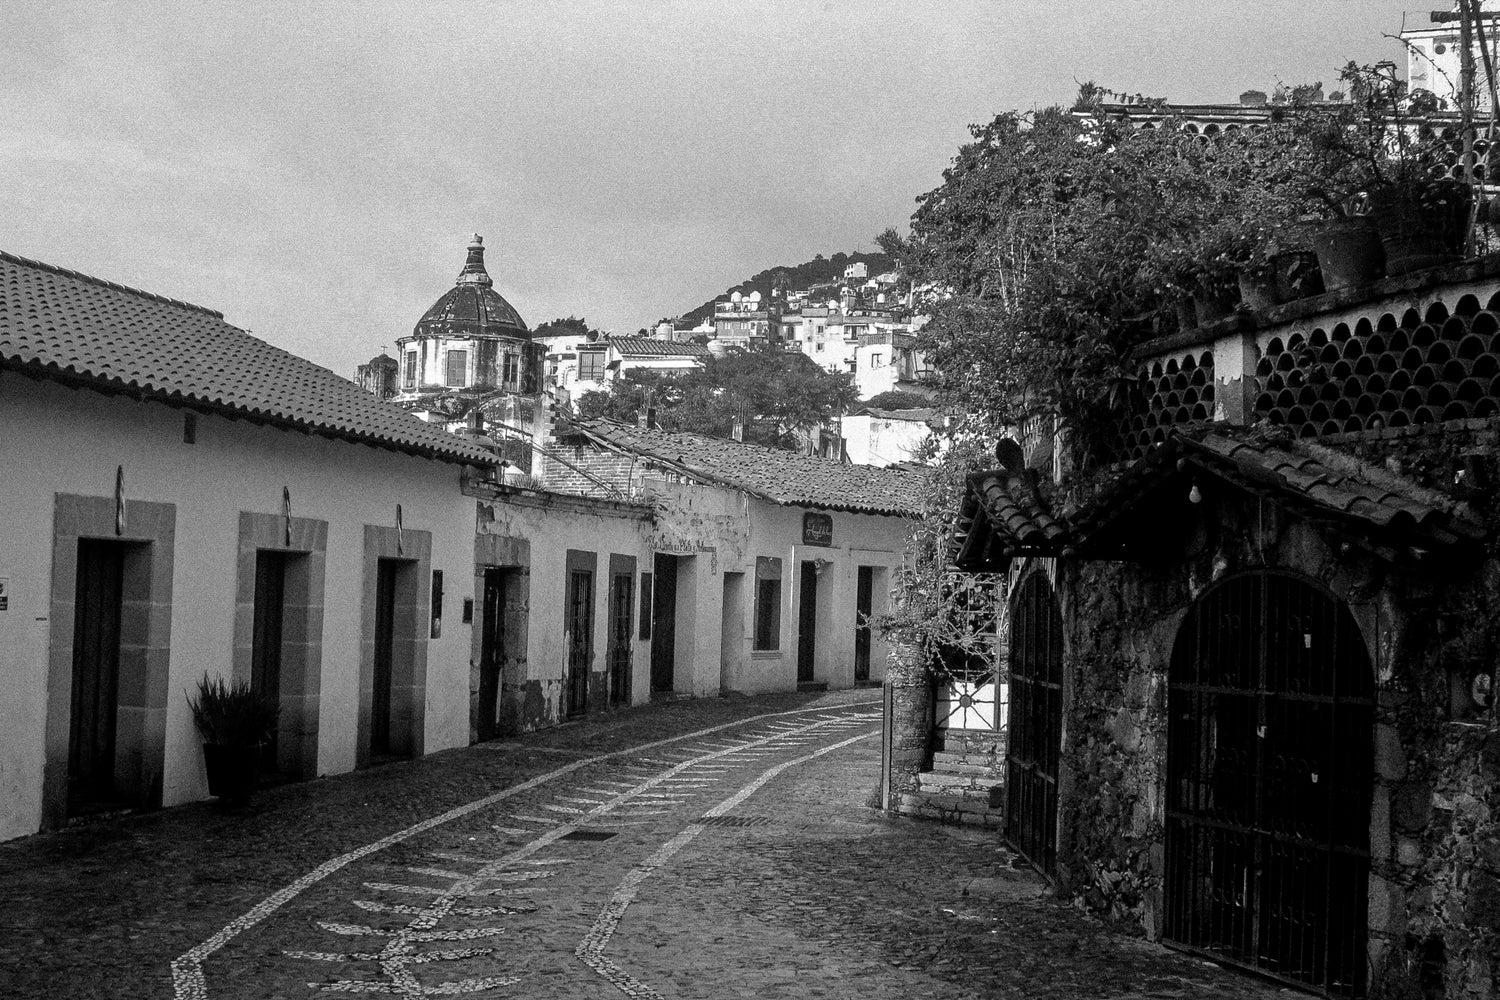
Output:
[952, 426, 1486, 572]
[0, 250, 495, 466]
[607, 337, 710, 359]
[568, 418, 927, 516]
[1180, 432, 1483, 543]
[951, 467, 1068, 570]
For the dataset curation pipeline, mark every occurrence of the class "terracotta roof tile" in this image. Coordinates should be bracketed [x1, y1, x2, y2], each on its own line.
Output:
[0, 250, 494, 465]
[567, 418, 926, 516]
[607, 337, 710, 359]
[952, 426, 1485, 572]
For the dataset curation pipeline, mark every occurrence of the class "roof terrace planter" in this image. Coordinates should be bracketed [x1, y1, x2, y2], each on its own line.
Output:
[1304, 216, 1386, 290]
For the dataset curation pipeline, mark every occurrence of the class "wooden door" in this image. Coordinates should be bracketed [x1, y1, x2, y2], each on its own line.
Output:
[650, 554, 677, 692]
[854, 566, 874, 682]
[371, 559, 397, 756]
[251, 551, 287, 771]
[607, 572, 633, 706]
[477, 567, 505, 741]
[567, 569, 594, 716]
[69, 540, 126, 811]
[797, 561, 818, 683]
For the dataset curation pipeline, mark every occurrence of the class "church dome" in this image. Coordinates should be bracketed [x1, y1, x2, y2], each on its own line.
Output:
[414, 235, 529, 340]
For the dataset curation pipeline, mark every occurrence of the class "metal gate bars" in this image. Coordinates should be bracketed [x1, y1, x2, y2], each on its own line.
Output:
[1165, 570, 1373, 998]
[1005, 572, 1062, 874]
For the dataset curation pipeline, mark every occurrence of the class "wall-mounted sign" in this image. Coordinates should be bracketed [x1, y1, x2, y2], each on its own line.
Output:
[802, 512, 833, 547]
[0, 576, 8, 612]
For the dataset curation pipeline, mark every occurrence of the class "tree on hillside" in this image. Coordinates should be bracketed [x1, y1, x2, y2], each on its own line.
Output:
[532, 316, 598, 340]
[864, 389, 933, 411]
[573, 348, 856, 451]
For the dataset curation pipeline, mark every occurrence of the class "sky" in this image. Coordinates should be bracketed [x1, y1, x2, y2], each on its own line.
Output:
[1, 1, 1422, 379]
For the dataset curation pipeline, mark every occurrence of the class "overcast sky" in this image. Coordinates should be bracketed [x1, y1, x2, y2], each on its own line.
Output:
[2, 1, 1419, 379]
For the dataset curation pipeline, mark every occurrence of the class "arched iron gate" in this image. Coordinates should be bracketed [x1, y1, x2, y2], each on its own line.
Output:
[1165, 570, 1373, 998]
[1005, 572, 1063, 874]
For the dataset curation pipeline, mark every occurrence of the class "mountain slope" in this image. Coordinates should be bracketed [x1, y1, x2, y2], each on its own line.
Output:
[677, 250, 893, 327]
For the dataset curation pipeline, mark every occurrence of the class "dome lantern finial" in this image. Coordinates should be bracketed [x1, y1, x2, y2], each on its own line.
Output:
[457, 233, 492, 288]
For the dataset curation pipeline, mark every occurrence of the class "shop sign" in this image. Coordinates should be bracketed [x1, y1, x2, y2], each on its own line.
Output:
[802, 513, 833, 547]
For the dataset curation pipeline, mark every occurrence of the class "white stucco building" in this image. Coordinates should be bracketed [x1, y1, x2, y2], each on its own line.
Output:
[0, 249, 495, 842]
[540, 419, 926, 695]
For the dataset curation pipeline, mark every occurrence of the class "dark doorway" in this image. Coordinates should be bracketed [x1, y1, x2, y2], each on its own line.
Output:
[797, 561, 818, 683]
[370, 558, 398, 757]
[854, 566, 874, 683]
[1164, 571, 1373, 998]
[251, 550, 287, 773]
[607, 569, 633, 706]
[68, 539, 127, 814]
[1005, 572, 1063, 874]
[566, 566, 594, 717]
[651, 553, 678, 693]
[476, 567, 507, 741]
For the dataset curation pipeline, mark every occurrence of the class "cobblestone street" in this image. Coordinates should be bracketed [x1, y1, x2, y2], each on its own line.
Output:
[1, 691, 1285, 999]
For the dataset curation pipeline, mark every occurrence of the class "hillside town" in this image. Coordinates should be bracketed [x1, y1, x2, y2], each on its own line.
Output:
[5, 4, 1500, 1000]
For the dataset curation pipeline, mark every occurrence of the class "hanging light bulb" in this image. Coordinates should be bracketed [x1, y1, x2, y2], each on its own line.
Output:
[1188, 481, 1202, 504]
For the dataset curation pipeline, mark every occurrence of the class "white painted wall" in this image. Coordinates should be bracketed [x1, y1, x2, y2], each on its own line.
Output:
[843, 413, 933, 467]
[0, 373, 476, 841]
[476, 497, 654, 723]
[643, 480, 910, 696]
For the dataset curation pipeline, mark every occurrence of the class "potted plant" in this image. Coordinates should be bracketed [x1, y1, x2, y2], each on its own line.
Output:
[1292, 63, 1474, 281]
[188, 674, 279, 805]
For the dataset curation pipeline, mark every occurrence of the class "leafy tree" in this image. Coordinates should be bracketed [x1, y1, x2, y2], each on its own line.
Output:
[531, 316, 597, 340]
[864, 389, 933, 410]
[887, 100, 1309, 468]
[875, 89, 1320, 666]
[574, 348, 856, 451]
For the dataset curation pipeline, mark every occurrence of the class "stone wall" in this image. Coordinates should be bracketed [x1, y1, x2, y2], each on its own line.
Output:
[1052, 485, 1500, 997]
[885, 639, 934, 800]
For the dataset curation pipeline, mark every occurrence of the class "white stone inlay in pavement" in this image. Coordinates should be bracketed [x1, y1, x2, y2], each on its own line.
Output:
[574, 727, 879, 998]
[171, 700, 878, 999]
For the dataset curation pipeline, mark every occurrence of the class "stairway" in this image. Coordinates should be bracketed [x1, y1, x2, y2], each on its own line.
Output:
[895, 727, 1006, 829]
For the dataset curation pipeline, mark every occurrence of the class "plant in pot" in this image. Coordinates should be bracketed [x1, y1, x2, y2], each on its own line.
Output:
[1292, 62, 1474, 281]
[1147, 121, 1314, 323]
[188, 674, 279, 805]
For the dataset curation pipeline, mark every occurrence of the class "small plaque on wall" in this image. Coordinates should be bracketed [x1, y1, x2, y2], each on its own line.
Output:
[802, 512, 833, 547]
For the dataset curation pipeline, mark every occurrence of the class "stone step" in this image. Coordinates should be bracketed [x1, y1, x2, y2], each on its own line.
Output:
[936, 728, 1005, 756]
[931, 751, 1002, 774]
[894, 791, 1003, 829]
[916, 770, 1004, 791]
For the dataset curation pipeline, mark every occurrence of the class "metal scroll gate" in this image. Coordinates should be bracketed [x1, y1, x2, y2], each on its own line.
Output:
[1005, 573, 1063, 874]
[935, 574, 1006, 731]
[1165, 570, 1373, 998]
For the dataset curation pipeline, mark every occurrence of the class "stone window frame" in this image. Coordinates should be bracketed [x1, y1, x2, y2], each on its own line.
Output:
[43, 493, 176, 829]
[357, 525, 431, 768]
[233, 512, 328, 780]
[404, 350, 418, 388]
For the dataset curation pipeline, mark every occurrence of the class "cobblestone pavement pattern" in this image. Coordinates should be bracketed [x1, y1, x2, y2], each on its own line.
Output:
[1, 690, 1287, 999]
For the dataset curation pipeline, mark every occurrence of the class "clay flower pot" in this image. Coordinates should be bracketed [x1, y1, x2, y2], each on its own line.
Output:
[1305, 217, 1385, 290]
[1368, 182, 1471, 276]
